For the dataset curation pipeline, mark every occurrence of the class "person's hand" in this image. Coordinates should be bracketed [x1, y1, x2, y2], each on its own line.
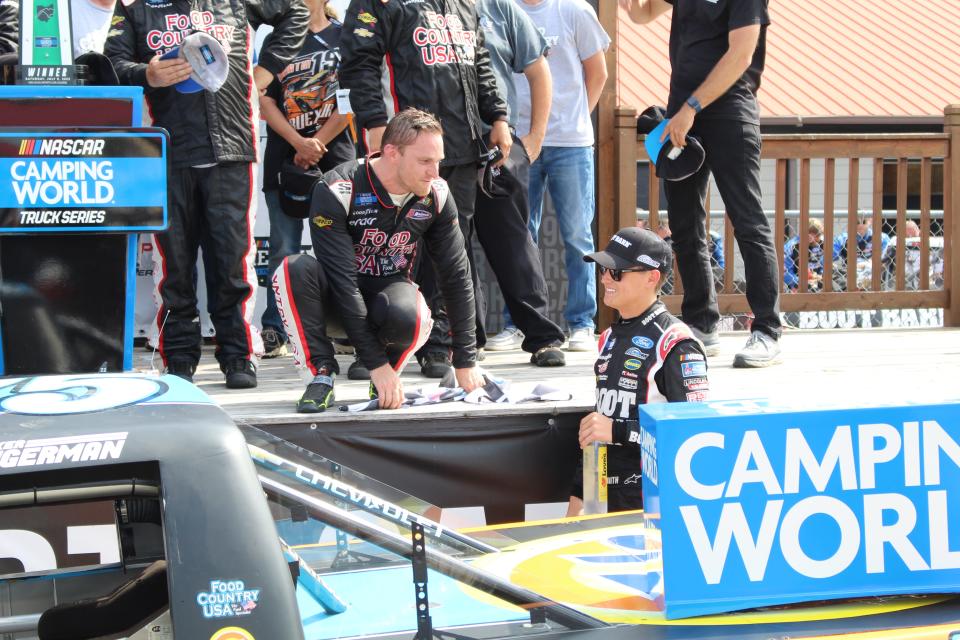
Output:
[145, 54, 193, 88]
[455, 367, 484, 392]
[578, 412, 614, 448]
[294, 136, 325, 167]
[252, 65, 273, 95]
[370, 364, 404, 409]
[662, 104, 695, 149]
[520, 130, 544, 163]
[365, 126, 386, 154]
[489, 120, 512, 167]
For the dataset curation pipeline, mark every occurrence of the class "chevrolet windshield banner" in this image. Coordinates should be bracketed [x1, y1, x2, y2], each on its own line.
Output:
[639, 397, 960, 619]
[0, 129, 168, 232]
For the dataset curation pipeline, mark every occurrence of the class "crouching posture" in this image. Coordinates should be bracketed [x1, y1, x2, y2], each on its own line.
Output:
[273, 109, 484, 412]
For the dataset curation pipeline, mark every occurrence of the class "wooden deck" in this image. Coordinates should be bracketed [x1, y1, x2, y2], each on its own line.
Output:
[131, 327, 960, 426]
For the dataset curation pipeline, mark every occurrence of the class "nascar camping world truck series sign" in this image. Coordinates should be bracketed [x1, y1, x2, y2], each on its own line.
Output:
[0, 129, 167, 232]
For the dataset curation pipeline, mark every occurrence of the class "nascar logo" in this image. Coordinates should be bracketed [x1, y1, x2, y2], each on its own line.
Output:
[18, 138, 107, 156]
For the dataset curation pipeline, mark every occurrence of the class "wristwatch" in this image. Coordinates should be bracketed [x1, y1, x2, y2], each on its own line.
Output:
[686, 95, 703, 114]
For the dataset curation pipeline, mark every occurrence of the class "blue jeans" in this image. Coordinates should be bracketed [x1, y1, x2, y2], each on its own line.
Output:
[505, 145, 596, 331]
[260, 189, 305, 338]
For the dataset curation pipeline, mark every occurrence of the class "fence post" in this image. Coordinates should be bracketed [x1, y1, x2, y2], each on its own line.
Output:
[946, 105, 960, 327]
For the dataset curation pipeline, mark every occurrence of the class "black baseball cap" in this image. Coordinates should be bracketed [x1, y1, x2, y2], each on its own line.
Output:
[584, 226, 673, 277]
[645, 119, 706, 182]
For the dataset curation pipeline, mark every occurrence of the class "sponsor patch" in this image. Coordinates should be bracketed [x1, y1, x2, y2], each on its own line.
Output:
[354, 27, 374, 38]
[623, 358, 642, 371]
[624, 347, 642, 358]
[679, 353, 704, 362]
[597, 361, 608, 374]
[632, 336, 654, 349]
[685, 391, 707, 402]
[605, 337, 616, 351]
[624, 473, 641, 485]
[313, 215, 333, 229]
[682, 376, 708, 390]
[357, 11, 377, 24]
[597, 374, 607, 382]
[681, 361, 707, 377]
[196, 580, 260, 620]
[618, 376, 638, 390]
[407, 209, 431, 220]
[354, 192, 377, 206]
[621, 370, 638, 379]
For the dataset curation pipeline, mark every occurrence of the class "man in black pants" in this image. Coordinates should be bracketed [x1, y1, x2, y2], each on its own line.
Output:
[273, 109, 484, 412]
[621, 0, 782, 367]
[338, 0, 512, 377]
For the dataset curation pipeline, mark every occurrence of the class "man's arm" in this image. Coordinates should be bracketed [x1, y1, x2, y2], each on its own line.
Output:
[261, 94, 325, 168]
[339, 0, 391, 152]
[662, 24, 761, 148]
[581, 49, 607, 114]
[473, 24, 511, 165]
[0, 0, 18, 55]
[618, 0, 671, 25]
[246, 0, 309, 91]
[521, 57, 551, 162]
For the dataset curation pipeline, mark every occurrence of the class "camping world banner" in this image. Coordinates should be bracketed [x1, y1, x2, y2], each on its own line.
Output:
[0, 129, 167, 232]
[639, 397, 960, 619]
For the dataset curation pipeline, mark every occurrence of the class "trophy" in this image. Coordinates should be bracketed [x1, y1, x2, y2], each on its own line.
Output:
[16, 0, 84, 85]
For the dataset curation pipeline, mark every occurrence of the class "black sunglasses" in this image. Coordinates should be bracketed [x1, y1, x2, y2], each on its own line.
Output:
[598, 265, 650, 282]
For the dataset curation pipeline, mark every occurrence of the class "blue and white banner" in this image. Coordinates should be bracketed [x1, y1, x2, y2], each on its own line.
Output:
[0, 130, 168, 232]
[639, 397, 960, 619]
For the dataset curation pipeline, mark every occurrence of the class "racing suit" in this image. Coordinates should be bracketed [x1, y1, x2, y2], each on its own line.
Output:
[104, 0, 308, 369]
[572, 301, 709, 511]
[273, 157, 477, 378]
[338, 0, 508, 358]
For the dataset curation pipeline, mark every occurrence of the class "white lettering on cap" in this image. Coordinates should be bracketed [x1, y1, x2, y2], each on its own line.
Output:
[612, 235, 631, 248]
[638, 254, 660, 268]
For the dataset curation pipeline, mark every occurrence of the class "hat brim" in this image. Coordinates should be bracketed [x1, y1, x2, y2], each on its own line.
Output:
[583, 250, 638, 270]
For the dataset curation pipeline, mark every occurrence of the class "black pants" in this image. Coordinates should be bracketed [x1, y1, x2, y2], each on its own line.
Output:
[664, 120, 782, 339]
[273, 253, 431, 378]
[155, 162, 261, 367]
[474, 136, 564, 352]
[417, 162, 486, 355]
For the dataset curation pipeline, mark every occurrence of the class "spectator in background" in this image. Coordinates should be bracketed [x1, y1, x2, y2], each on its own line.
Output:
[505, 0, 609, 353]
[338, 0, 511, 378]
[784, 218, 825, 292]
[259, 0, 353, 360]
[473, 0, 567, 366]
[105, 0, 308, 388]
[621, 0, 783, 368]
[72, 0, 116, 58]
[833, 215, 891, 291]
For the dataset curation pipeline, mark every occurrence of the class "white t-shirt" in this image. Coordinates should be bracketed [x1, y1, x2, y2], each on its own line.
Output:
[514, 0, 610, 147]
[72, 0, 115, 57]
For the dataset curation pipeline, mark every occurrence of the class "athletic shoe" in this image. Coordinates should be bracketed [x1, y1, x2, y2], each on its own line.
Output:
[419, 351, 453, 378]
[485, 327, 524, 351]
[261, 327, 288, 359]
[165, 359, 196, 383]
[690, 326, 721, 357]
[733, 331, 782, 368]
[297, 372, 335, 413]
[333, 338, 355, 355]
[566, 327, 596, 352]
[224, 358, 257, 389]
[347, 357, 370, 380]
[368, 381, 378, 400]
[530, 345, 565, 367]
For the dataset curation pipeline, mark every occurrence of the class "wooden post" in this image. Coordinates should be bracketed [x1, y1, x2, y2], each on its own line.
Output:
[945, 105, 960, 327]
[596, 1, 620, 331]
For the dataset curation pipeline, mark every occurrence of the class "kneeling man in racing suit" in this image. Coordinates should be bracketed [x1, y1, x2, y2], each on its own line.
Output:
[274, 108, 485, 412]
[569, 227, 709, 514]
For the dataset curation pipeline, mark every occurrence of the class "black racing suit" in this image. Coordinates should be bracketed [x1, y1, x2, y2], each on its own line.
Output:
[572, 301, 709, 511]
[104, 0, 307, 369]
[273, 157, 477, 377]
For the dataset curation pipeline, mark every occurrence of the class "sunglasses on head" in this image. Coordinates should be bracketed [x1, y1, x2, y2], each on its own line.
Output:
[598, 265, 651, 282]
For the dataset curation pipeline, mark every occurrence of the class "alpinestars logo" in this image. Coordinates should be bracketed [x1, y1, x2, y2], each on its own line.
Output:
[0, 432, 128, 469]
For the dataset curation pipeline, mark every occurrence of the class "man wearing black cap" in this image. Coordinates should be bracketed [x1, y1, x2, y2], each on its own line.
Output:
[621, 0, 782, 368]
[568, 227, 708, 515]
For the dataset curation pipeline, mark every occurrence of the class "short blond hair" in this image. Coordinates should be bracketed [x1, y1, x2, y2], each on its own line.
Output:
[382, 108, 443, 150]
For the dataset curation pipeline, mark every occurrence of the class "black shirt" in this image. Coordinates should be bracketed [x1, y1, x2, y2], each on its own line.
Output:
[262, 22, 355, 190]
[665, 0, 769, 124]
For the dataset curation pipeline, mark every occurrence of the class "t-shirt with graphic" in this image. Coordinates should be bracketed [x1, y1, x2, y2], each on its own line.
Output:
[72, 0, 115, 57]
[513, 0, 609, 147]
[262, 21, 355, 190]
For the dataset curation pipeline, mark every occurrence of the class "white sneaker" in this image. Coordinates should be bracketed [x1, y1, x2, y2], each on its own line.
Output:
[566, 327, 596, 352]
[733, 331, 782, 368]
[486, 327, 525, 351]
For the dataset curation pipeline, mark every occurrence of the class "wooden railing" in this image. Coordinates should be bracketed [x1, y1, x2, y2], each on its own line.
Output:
[609, 106, 960, 328]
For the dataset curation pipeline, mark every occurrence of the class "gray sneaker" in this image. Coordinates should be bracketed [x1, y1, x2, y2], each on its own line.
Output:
[690, 327, 721, 357]
[486, 327, 524, 351]
[261, 328, 288, 359]
[733, 331, 782, 368]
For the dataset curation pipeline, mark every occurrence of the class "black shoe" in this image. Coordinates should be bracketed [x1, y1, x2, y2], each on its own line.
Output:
[347, 357, 370, 380]
[261, 327, 288, 359]
[297, 372, 335, 413]
[165, 359, 196, 383]
[419, 351, 452, 378]
[531, 345, 565, 367]
[224, 359, 257, 389]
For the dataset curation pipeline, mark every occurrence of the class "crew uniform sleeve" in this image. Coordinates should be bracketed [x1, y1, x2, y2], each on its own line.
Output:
[338, 0, 392, 132]
[309, 183, 390, 371]
[422, 188, 477, 368]
[246, 0, 309, 75]
[103, 1, 149, 88]
[474, 21, 508, 125]
[656, 340, 709, 403]
[0, 0, 18, 55]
